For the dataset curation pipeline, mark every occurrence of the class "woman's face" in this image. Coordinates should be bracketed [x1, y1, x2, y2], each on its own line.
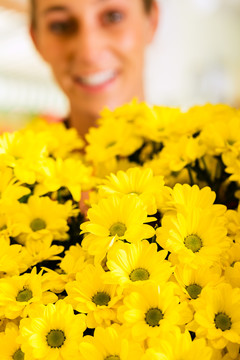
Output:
[32, 0, 158, 118]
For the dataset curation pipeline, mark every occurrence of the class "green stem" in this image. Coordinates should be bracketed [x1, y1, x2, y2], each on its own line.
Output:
[201, 157, 212, 186]
[187, 166, 194, 186]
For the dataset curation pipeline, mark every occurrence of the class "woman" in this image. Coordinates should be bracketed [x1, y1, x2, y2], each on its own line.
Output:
[30, 0, 159, 136]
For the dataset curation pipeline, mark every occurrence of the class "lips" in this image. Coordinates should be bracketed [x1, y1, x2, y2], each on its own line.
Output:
[75, 70, 117, 87]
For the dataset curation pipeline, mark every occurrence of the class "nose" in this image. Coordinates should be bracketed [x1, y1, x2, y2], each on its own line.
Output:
[72, 20, 107, 66]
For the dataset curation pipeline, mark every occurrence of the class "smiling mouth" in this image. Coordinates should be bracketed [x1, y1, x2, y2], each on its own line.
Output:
[74, 70, 117, 88]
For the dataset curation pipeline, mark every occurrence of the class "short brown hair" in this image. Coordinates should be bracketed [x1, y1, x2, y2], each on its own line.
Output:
[30, 0, 154, 28]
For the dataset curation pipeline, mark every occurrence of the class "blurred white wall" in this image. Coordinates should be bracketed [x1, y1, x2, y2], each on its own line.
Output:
[0, 0, 240, 127]
[146, 0, 240, 107]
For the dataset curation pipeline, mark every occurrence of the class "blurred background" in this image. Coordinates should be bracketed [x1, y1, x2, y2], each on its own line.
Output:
[0, 0, 240, 131]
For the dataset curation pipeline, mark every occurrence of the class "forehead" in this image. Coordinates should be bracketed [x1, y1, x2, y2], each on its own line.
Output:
[35, 0, 132, 13]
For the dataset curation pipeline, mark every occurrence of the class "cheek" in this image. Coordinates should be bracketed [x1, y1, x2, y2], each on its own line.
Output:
[37, 33, 67, 66]
[113, 22, 149, 61]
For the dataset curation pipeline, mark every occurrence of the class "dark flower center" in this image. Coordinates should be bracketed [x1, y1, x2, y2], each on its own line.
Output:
[186, 284, 202, 299]
[92, 291, 111, 306]
[16, 288, 33, 302]
[12, 349, 24, 360]
[129, 268, 150, 282]
[46, 329, 66, 348]
[214, 312, 232, 331]
[184, 234, 202, 253]
[30, 218, 47, 232]
[109, 222, 127, 237]
[145, 308, 163, 327]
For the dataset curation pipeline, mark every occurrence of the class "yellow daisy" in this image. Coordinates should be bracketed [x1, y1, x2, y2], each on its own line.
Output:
[79, 325, 144, 360]
[19, 300, 86, 360]
[144, 327, 213, 360]
[222, 148, 240, 185]
[99, 167, 166, 215]
[167, 183, 224, 214]
[0, 167, 30, 206]
[23, 239, 64, 268]
[86, 116, 143, 164]
[106, 240, 172, 287]
[199, 115, 240, 156]
[12, 195, 71, 244]
[0, 322, 26, 360]
[25, 117, 84, 158]
[157, 207, 230, 268]
[35, 157, 93, 202]
[134, 105, 182, 143]
[189, 283, 240, 349]
[145, 135, 205, 176]
[174, 264, 223, 301]
[0, 130, 47, 184]
[0, 267, 57, 319]
[66, 264, 122, 328]
[43, 244, 92, 293]
[0, 210, 13, 244]
[0, 239, 27, 277]
[222, 354, 240, 360]
[118, 282, 192, 341]
[222, 243, 240, 288]
[81, 195, 155, 262]
[225, 206, 240, 243]
[141, 349, 168, 360]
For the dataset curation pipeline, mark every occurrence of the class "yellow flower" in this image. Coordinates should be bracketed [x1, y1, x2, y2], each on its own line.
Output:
[99, 98, 153, 126]
[145, 135, 205, 177]
[134, 105, 182, 142]
[187, 103, 237, 124]
[144, 327, 213, 360]
[157, 207, 230, 268]
[81, 195, 155, 262]
[199, 115, 240, 156]
[106, 240, 172, 287]
[66, 264, 122, 328]
[86, 112, 143, 164]
[189, 283, 240, 349]
[99, 167, 166, 215]
[60, 243, 92, 276]
[225, 207, 240, 243]
[141, 349, 168, 360]
[0, 131, 47, 184]
[26, 117, 84, 158]
[167, 184, 224, 214]
[0, 239, 27, 277]
[0, 267, 57, 319]
[19, 300, 86, 360]
[0, 322, 27, 360]
[118, 282, 192, 341]
[222, 243, 240, 288]
[174, 264, 223, 301]
[23, 239, 64, 268]
[35, 157, 93, 202]
[222, 354, 240, 360]
[0, 167, 30, 206]
[12, 195, 71, 243]
[222, 148, 240, 184]
[43, 244, 92, 293]
[79, 325, 144, 360]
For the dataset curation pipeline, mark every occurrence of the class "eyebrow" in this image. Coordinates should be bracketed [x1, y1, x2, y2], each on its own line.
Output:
[41, 0, 114, 14]
[42, 6, 69, 16]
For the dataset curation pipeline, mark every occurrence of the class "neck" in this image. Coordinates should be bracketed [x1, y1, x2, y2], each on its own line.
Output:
[68, 109, 97, 139]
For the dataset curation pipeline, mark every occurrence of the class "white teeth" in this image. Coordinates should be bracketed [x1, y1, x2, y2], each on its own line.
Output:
[79, 70, 116, 86]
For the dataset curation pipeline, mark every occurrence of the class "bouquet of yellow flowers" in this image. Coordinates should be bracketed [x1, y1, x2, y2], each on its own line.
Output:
[1, 100, 240, 360]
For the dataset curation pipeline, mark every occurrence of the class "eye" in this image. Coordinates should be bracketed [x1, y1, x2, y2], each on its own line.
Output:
[103, 11, 124, 25]
[48, 20, 77, 35]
